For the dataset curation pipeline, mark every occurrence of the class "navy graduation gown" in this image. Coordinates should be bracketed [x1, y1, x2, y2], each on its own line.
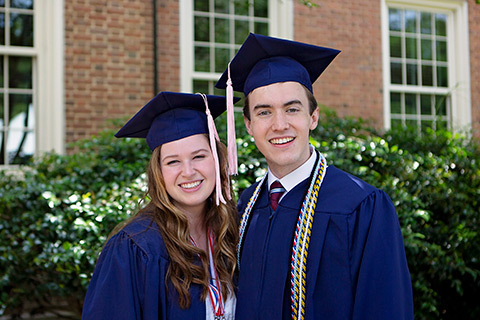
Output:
[82, 216, 206, 319]
[236, 165, 414, 320]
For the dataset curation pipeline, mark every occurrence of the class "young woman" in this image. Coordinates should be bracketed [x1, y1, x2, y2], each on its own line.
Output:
[81, 92, 239, 319]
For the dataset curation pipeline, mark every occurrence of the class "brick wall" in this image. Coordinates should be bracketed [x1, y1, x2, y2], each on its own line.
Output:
[64, 0, 156, 147]
[294, 0, 384, 128]
[469, 0, 480, 138]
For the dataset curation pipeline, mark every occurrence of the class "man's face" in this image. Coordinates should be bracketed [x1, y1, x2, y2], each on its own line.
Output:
[244, 81, 319, 178]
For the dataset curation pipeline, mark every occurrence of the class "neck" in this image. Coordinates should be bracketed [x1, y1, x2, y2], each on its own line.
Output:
[185, 207, 208, 251]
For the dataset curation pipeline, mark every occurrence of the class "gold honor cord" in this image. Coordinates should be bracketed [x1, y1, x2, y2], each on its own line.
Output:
[291, 152, 326, 320]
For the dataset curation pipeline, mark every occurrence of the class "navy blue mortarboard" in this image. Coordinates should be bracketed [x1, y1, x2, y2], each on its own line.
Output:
[215, 33, 341, 96]
[115, 91, 238, 151]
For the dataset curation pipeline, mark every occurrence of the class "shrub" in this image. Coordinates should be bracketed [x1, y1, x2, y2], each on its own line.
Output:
[0, 109, 479, 319]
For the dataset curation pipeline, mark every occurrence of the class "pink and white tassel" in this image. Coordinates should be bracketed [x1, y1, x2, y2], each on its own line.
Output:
[198, 93, 227, 206]
[226, 63, 238, 175]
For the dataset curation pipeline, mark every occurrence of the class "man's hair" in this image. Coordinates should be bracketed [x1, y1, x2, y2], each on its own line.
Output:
[243, 83, 318, 120]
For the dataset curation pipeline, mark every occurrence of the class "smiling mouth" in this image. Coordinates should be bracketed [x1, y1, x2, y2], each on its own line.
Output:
[270, 137, 294, 145]
[180, 180, 202, 189]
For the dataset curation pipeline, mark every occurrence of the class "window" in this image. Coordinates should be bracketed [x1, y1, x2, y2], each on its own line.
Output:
[0, 0, 34, 165]
[382, 0, 471, 133]
[180, 0, 293, 94]
[0, 0, 64, 167]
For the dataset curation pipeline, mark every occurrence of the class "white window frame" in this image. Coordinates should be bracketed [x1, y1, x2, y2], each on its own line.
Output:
[381, 0, 471, 132]
[36, 0, 65, 155]
[179, 0, 294, 93]
[0, 0, 64, 168]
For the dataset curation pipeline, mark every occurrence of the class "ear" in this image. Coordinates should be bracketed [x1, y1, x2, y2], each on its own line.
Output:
[309, 107, 319, 131]
[244, 115, 253, 135]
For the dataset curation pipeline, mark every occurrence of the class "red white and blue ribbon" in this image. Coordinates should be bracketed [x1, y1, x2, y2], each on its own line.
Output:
[190, 231, 225, 319]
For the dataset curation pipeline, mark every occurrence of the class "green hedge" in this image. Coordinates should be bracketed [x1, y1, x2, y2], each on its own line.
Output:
[1, 110, 479, 319]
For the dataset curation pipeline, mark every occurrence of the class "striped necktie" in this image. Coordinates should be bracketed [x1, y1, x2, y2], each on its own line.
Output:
[269, 180, 285, 210]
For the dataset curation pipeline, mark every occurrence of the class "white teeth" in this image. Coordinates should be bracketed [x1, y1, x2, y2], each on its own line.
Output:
[180, 181, 201, 189]
[270, 137, 294, 145]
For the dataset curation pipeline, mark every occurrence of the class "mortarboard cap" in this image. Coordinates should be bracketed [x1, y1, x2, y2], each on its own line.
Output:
[115, 91, 238, 151]
[215, 33, 341, 96]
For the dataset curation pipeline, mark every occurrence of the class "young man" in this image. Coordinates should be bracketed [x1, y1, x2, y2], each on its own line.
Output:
[216, 33, 414, 320]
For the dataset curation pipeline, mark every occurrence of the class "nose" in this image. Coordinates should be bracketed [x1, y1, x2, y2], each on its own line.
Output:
[182, 161, 196, 177]
[271, 111, 289, 131]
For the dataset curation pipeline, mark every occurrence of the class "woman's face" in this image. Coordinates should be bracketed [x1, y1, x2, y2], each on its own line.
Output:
[160, 134, 216, 214]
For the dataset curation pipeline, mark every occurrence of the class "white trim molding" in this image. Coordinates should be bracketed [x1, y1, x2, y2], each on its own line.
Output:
[36, 0, 65, 155]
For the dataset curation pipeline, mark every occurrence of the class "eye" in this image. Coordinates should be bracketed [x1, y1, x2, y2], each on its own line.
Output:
[287, 107, 300, 113]
[257, 109, 271, 116]
[165, 159, 179, 166]
[193, 154, 206, 160]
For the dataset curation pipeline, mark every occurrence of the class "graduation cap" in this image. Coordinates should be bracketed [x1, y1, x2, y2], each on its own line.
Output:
[115, 91, 239, 205]
[215, 33, 341, 96]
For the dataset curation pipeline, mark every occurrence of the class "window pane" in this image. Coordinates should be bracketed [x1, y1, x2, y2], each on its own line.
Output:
[405, 36, 417, 59]
[420, 94, 432, 115]
[437, 120, 447, 130]
[391, 119, 403, 129]
[215, 18, 229, 43]
[406, 119, 417, 129]
[9, 94, 32, 129]
[420, 12, 432, 34]
[193, 79, 209, 94]
[214, 0, 229, 13]
[389, 8, 401, 31]
[404, 10, 417, 33]
[194, 0, 209, 12]
[215, 47, 229, 73]
[9, 129, 34, 164]
[11, 0, 33, 9]
[194, 46, 210, 72]
[435, 14, 447, 36]
[391, 62, 402, 84]
[0, 132, 4, 164]
[234, 0, 248, 16]
[390, 92, 401, 114]
[421, 39, 432, 60]
[194, 16, 210, 42]
[390, 35, 401, 58]
[421, 120, 433, 133]
[437, 66, 448, 87]
[436, 40, 447, 62]
[0, 55, 3, 87]
[422, 65, 433, 86]
[405, 93, 416, 115]
[0, 0, 4, 6]
[10, 13, 34, 47]
[0, 13, 4, 45]
[254, 21, 268, 36]
[435, 95, 447, 116]
[254, 0, 268, 18]
[406, 63, 417, 85]
[9, 56, 32, 89]
[0, 93, 3, 128]
[235, 20, 250, 45]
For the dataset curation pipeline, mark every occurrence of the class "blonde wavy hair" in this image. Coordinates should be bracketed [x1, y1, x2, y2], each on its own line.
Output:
[111, 136, 238, 309]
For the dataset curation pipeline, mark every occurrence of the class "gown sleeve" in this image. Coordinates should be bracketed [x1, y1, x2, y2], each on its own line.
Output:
[81, 230, 165, 320]
[351, 190, 414, 319]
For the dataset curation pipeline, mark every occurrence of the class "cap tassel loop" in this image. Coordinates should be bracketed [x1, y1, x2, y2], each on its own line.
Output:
[226, 62, 238, 175]
[198, 93, 227, 206]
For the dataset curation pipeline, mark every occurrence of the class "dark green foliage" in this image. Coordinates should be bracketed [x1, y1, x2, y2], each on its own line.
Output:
[1, 109, 479, 319]
[0, 131, 150, 319]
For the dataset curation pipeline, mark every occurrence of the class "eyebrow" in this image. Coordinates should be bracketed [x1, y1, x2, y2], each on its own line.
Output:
[252, 99, 303, 110]
[161, 148, 210, 162]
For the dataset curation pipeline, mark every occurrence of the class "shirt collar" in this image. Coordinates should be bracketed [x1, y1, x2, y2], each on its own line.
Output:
[268, 146, 317, 193]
